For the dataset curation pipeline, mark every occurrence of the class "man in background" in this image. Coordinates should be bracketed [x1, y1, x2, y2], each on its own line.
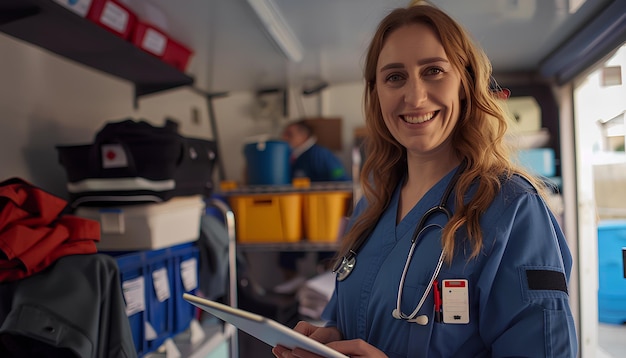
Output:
[281, 120, 348, 182]
[278, 120, 349, 281]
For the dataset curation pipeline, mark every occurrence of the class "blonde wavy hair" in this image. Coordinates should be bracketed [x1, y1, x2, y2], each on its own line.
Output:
[337, 4, 546, 265]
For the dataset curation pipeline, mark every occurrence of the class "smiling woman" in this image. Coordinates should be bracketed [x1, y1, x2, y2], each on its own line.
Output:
[376, 23, 463, 167]
[273, 3, 578, 358]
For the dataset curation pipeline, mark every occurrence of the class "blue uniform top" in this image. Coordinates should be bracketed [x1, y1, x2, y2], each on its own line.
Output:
[291, 144, 348, 182]
[322, 165, 577, 357]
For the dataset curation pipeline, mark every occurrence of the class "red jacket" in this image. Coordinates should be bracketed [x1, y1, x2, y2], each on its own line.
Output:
[0, 178, 100, 281]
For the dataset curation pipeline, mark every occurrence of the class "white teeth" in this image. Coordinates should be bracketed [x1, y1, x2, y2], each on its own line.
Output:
[403, 111, 435, 124]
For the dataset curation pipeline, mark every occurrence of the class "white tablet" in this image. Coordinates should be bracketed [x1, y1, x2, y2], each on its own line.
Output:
[183, 293, 348, 358]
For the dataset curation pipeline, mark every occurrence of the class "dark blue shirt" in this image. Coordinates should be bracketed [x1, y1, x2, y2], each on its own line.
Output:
[291, 144, 348, 182]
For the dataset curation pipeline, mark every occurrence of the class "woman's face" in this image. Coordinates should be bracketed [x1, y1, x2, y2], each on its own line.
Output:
[376, 23, 463, 159]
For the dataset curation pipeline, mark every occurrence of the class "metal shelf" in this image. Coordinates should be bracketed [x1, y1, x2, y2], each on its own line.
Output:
[0, 0, 194, 98]
[222, 181, 354, 195]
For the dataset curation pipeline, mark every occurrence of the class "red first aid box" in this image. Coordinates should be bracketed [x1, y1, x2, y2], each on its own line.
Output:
[132, 22, 194, 72]
[86, 0, 137, 40]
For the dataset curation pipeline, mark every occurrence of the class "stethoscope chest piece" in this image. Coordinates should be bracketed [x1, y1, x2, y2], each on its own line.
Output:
[333, 251, 356, 281]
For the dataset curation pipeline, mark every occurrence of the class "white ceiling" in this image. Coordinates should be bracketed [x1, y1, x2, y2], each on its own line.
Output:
[138, 0, 616, 93]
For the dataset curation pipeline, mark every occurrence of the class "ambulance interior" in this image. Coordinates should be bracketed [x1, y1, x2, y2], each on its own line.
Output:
[0, 0, 625, 357]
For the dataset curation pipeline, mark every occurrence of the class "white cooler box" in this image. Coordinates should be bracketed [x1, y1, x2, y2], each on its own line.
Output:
[76, 195, 205, 250]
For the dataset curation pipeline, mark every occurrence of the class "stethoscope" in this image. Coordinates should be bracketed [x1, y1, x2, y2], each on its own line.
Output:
[332, 159, 467, 325]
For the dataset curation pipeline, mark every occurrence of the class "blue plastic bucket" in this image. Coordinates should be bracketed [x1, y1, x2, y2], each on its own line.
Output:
[244, 140, 291, 185]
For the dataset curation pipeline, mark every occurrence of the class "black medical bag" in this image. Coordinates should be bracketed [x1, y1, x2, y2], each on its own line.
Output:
[57, 118, 218, 207]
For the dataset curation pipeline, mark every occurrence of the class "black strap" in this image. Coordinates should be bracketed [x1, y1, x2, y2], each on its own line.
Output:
[526, 269, 568, 294]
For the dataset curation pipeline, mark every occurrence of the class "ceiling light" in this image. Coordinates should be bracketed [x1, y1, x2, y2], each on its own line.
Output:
[246, 0, 304, 63]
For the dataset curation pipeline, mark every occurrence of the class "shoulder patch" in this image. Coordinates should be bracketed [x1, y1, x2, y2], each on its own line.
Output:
[525, 268, 568, 294]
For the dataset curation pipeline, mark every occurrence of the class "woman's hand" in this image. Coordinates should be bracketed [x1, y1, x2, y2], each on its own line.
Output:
[272, 321, 340, 358]
[272, 321, 387, 358]
[273, 339, 387, 358]
[294, 321, 342, 343]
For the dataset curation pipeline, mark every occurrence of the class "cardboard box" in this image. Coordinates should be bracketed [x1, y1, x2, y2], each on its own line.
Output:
[303, 117, 343, 151]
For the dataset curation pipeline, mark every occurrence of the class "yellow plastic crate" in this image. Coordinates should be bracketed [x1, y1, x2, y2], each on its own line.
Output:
[228, 193, 302, 243]
[303, 191, 352, 242]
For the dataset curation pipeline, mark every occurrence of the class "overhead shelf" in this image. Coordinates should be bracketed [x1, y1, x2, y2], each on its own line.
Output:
[0, 0, 194, 97]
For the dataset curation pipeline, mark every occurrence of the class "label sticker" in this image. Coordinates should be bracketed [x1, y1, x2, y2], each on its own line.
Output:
[142, 28, 167, 56]
[101, 144, 128, 168]
[122, 276, 145, 316]
[98, 209, 125, 234]
[181, 257, 198, 292]
[152, 267, 171, 302]
[100, 1, 129, 34]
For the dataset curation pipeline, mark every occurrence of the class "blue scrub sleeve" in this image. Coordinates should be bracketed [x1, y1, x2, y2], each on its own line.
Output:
[477, 193, 577, 357]
[320, 198, 367, 329]
[322, 287, 339, 328]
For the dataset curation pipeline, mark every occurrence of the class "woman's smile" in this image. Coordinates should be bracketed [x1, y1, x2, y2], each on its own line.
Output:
[401, 110, 439, 124]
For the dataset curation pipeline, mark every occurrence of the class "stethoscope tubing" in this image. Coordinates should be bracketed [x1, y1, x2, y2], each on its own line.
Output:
[333, 160, 467, 282]
[395, 224, 446, 320]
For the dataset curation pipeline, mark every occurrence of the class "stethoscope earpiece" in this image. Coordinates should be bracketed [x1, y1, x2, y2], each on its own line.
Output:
[392, 309, 428, 325]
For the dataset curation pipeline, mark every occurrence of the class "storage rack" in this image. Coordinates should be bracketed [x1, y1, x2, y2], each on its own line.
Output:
[0, 0, 229, 179]
[0, 1, 239, 355]
[0, 0, 193, 101]
[224, 180, 354, 251]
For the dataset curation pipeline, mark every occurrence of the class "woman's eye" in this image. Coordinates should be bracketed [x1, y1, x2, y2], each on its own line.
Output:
[425, 67, 444, 76]
[386, 73, 404, 82]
